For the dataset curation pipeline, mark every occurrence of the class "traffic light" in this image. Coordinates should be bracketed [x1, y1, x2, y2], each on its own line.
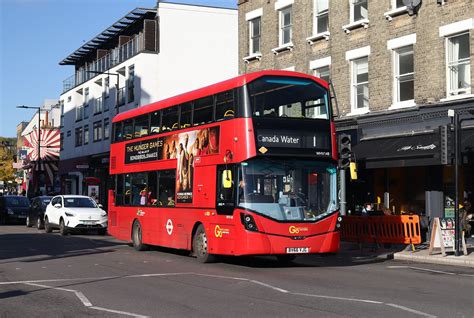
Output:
[338, 133, 352, 169]
[440, 124, 453, 165]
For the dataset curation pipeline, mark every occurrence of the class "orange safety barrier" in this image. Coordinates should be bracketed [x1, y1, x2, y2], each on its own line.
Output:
[340, 215, 421, 245]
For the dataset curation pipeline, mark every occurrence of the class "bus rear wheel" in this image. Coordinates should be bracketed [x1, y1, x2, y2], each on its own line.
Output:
[192, 224, 216, 263]
[132, 220, 149, 251]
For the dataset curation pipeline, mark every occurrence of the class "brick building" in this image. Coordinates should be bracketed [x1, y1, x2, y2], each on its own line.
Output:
[238, 0, 474, 219]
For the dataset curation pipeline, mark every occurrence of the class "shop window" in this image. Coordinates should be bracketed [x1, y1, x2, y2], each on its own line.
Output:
[193, 96, 214, 126]
[215, 90, 235, 121]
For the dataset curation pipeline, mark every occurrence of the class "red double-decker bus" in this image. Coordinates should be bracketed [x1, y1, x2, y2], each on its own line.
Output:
[109, 70, 340, 263]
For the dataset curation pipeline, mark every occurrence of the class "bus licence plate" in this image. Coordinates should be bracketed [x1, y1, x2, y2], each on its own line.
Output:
[286, 247, 309, 254]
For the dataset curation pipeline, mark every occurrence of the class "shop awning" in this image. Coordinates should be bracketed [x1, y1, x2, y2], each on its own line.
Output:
[353, 133, 440, 169]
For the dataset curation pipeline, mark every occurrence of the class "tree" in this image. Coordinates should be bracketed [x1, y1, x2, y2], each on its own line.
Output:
[0, 137, 17, 183]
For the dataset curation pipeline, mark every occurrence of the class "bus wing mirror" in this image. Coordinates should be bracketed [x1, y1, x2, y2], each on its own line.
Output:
[222, 170, 233, 189]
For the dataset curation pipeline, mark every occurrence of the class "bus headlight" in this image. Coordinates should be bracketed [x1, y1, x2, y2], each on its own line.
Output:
[240, 213, 258, 232]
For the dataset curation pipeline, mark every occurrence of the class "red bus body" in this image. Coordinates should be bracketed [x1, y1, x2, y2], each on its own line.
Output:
[108, 70, 340, 257]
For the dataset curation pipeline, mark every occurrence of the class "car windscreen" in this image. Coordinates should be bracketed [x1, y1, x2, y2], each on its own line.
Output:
[5, 197, 30, 207]
[63, 198, 97, 208]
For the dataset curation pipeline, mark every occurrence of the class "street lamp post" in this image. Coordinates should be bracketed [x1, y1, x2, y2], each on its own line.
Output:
[17, 105, 42, 195]
[86, 71, 120, 114]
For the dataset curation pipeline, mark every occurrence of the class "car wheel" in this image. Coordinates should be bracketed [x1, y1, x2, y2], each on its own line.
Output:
[192, 224, 216, 263]
[132, 220, 148, 251]
[26, 216, 33, 227]
[59, 218, 68, 236]
[44, 216, 52, 233]
[37, 216, 44, 230]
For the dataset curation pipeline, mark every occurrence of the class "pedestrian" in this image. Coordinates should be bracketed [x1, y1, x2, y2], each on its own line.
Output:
[361, 202, 373, 215]
[460, 200, 472, 238]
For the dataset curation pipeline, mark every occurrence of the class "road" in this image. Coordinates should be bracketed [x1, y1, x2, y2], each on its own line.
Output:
[1, 225, 473, 318]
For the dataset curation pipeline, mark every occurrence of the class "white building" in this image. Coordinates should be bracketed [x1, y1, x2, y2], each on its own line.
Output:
[58, 3, 238, 204]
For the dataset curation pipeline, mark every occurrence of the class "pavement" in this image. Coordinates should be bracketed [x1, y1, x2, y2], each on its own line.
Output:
[340, 237, 474, 268]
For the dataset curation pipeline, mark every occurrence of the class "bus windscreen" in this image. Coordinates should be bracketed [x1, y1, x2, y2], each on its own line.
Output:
[247, 76, 329, 120]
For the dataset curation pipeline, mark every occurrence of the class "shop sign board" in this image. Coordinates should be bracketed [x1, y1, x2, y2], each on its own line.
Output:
[428, 217, 467, 256]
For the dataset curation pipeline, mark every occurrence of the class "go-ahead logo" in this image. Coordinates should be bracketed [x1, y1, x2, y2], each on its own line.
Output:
[214, 225, 230, 238]
[289, 226, 308, 234]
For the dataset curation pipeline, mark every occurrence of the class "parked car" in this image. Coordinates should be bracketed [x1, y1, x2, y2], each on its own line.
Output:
[0, 195, 31, 224]
[44, 195, 107, 235]
[27, 196, 52, 229]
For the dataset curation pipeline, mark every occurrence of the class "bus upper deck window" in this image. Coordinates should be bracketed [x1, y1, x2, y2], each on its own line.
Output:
[123, 119, 133, 140]
[150, 111, 161, 135]
[180, 103, 192, 129]
[216, 90, 235, 121]
[134, 115, 149, 138]
[193, 96, 214, 126]
[113, 122, 123, 142]
[162, 107, 178, 132]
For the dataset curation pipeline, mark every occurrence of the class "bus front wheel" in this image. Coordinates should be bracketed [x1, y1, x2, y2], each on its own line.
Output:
[192, 224, 216, 263]
[132, 220, 149, 251]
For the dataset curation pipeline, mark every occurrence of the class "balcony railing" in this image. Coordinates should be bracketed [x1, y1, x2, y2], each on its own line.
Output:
[62, 34, 145, 93]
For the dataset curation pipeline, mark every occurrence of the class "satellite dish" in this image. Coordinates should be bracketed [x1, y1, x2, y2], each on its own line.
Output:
[403, 0, 422, 16]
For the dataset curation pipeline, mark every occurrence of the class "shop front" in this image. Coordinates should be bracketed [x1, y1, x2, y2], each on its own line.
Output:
[338, 101, 474, 223]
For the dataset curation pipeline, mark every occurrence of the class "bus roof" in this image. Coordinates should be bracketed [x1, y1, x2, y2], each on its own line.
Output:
[112, 70, 328, 123]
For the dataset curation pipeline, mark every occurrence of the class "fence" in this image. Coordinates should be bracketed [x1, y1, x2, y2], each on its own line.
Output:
[340, 215, 421, 245]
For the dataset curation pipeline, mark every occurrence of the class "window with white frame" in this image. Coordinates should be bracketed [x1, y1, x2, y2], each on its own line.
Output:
[279, 6, 292, 45]
[314, 0, 329, 34]
[392, 0, 405, 9]
[84, 125, 89, 145]
[310, 66, 330, 117]
[351, 0, 368, 23]
[249, 17, 261, 55]
[447, 33, 471, 96]
[314, 65, 330, 83]
[351, 57, 369, 110]
[93, 121, 102, 142]
[394, 46, 414, 103]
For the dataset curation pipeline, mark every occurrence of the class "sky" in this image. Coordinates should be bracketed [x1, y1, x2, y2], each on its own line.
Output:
[0, 0, 236, 137]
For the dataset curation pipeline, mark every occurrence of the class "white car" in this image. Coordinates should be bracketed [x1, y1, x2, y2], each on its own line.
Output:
[44, 195, 108, 235]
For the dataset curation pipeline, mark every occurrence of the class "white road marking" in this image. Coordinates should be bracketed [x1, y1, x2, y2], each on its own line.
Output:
[388, 265, 474, 277]
[24, 282, 147, 317]
[387, 303, 437, 318]
[2, 272, 437, 317]
[91, 306, 148, 318]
